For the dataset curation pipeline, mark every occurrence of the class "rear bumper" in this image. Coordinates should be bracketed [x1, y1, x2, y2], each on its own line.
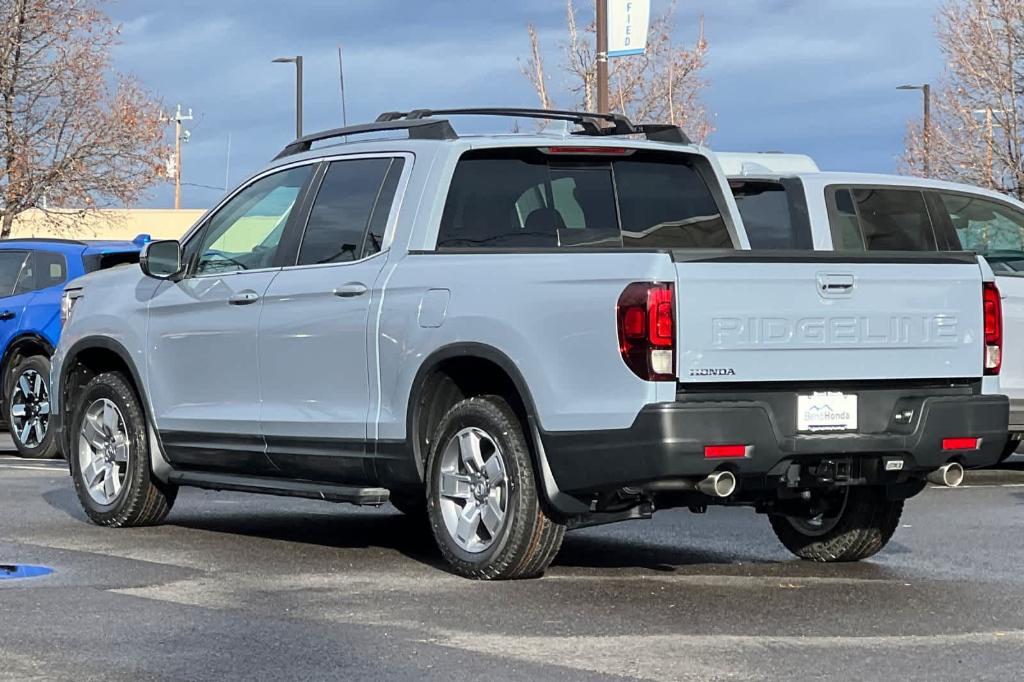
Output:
[1009, 397, 1024, 433]
[542, 390, 1009, 493]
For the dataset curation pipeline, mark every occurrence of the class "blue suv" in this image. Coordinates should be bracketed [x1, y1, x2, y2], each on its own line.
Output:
[0, 236, 147, 458]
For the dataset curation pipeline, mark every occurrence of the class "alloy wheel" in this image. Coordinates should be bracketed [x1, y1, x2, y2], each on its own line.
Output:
[77, 398, 130, 505]
[437, 426, 509, 553]
[10, 368, 50, 448]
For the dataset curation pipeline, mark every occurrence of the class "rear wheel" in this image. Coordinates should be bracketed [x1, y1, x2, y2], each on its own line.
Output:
[426, 395, 564, 580]
[997, 435, 1021, 464]
[768, 486, 903, 562]
[7, 355, 60, 459]
[69, 371, 176, 527]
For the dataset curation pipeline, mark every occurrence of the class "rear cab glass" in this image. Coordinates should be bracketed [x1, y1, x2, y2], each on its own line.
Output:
[729, 179, 812, 249]
[437, 147, 734, 250]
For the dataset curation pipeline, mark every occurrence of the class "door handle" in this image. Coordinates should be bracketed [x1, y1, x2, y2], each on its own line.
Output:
[227, 291, 260, 306]
[817, 273, 855, 298]
[333, 283, 368, 298]
[0, 310, 13, 321]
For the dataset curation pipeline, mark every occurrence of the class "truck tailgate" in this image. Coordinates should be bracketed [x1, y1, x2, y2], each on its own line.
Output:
[675, 254, 984, 383]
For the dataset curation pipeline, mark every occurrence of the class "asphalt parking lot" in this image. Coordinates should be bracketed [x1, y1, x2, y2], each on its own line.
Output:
[3, 439, 1024, 681]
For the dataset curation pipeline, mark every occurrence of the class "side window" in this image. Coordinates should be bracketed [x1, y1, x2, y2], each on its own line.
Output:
[193, 165, 313, 275]
[853, 188, 937, 251]
[831, 189, 865, 251]
[0, 251, 29, 297]
[362, 158, 405, 258]
[296, 157, 400, 266]
[938, 192, 1024, 273]
[31, 252, 67, 291]
[13, 252, 36, 295]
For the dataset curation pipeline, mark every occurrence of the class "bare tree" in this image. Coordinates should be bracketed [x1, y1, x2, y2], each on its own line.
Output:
[901, 0, 1024, 198]
[0, 0, 168, 238]
[521, 0, 712, 141]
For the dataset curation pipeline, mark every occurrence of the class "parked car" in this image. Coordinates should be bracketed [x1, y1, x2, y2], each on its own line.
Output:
[51, 109, 1008, 580]
[725, 163, 1022, 461]
[0, 237, 147, 458]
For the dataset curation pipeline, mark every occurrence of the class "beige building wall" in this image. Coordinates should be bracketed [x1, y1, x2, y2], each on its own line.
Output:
[8, 208, 206, 241]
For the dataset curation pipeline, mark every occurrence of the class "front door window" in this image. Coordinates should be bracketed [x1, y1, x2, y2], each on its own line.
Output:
[192, 165, 313, 275]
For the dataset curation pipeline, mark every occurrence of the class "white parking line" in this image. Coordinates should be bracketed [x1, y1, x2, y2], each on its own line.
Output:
[0, 465, 63, 472]
[930, 483, 1024, 489]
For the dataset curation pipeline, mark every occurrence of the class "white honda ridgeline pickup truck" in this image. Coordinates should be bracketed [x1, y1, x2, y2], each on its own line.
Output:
[723, 151, 1021, 462]
[51, 109, 1008, 580]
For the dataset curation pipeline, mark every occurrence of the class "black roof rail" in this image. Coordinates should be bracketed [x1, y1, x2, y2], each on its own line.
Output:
[377, 107, 692, 144]
[378, 107, 636, 136]
[273, 119, 458, 160]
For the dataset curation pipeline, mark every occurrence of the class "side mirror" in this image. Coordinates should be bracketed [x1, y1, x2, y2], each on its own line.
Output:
[140, 240, 183, 280]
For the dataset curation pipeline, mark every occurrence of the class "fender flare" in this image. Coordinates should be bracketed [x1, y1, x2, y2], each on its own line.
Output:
[0, 333, 57, 415]
[60, 336, 174, 482]
[1, 331, 56, 376]
[406, 342, 587, 516]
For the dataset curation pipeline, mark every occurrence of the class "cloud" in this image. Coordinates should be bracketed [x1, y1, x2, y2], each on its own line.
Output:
[104, 0, 949, 208]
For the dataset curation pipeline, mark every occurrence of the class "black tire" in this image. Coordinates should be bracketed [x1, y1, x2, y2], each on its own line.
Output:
[6, 354, 61, 459]
[997, 436, 1021, 464]
[425, 395, 565, 580]
[68, 371, 176, 527]
[768, 486, 903, 562]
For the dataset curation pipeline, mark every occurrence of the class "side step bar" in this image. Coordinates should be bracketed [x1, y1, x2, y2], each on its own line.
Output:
[166, 470, 390, 506]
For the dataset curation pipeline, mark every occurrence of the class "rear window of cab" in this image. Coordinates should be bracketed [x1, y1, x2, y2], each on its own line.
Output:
[437, 147, 733, 250]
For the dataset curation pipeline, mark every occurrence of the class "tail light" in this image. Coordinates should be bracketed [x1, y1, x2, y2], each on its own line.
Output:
[983, 281, 1002, 375]
[617, 282, 675, 381]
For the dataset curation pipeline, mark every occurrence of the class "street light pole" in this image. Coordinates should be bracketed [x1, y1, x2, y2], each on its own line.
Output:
[273, 55, 304, 138]
[898, 83, 931, 176]
[596, 0, 609, 113]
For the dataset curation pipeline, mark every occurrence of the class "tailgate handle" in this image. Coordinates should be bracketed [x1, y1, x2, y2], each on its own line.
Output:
[817, 273, 855, 298]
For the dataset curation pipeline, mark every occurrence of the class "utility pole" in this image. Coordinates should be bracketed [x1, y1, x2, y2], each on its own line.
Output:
[160, 104, 193, 210]
[898, 84, 931, 176]
[596, 0, 609, 113]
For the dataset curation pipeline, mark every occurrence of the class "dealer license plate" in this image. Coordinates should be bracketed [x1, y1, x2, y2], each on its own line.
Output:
[797, 392, 858, 432]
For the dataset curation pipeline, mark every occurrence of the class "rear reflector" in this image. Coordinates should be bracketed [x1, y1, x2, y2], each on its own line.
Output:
[942, 437, 981, 451]
[704, 444, 749, 459]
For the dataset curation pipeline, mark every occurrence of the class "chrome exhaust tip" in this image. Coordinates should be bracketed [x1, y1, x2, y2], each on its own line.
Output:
[697, 471, 737, 498]
[927, 462, 965, 488]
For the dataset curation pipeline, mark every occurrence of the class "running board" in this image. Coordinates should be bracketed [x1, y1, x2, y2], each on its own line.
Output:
[166, 470, 390, 506]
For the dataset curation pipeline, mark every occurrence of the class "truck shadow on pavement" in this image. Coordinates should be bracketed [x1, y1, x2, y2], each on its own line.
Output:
[40, 485, 904, 579]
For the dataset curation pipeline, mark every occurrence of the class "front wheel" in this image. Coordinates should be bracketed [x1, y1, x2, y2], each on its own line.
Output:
[768, 486, 903, 562]
[7, 355, 60, 459]
[426, 395, 565, 580]
[69, 371, 176, 527]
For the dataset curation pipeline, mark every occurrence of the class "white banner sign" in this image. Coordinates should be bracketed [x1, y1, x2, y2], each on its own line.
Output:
[608, 0, 650, 58]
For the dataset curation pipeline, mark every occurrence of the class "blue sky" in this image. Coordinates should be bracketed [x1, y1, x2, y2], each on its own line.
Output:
[107, 0, 946, 209]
